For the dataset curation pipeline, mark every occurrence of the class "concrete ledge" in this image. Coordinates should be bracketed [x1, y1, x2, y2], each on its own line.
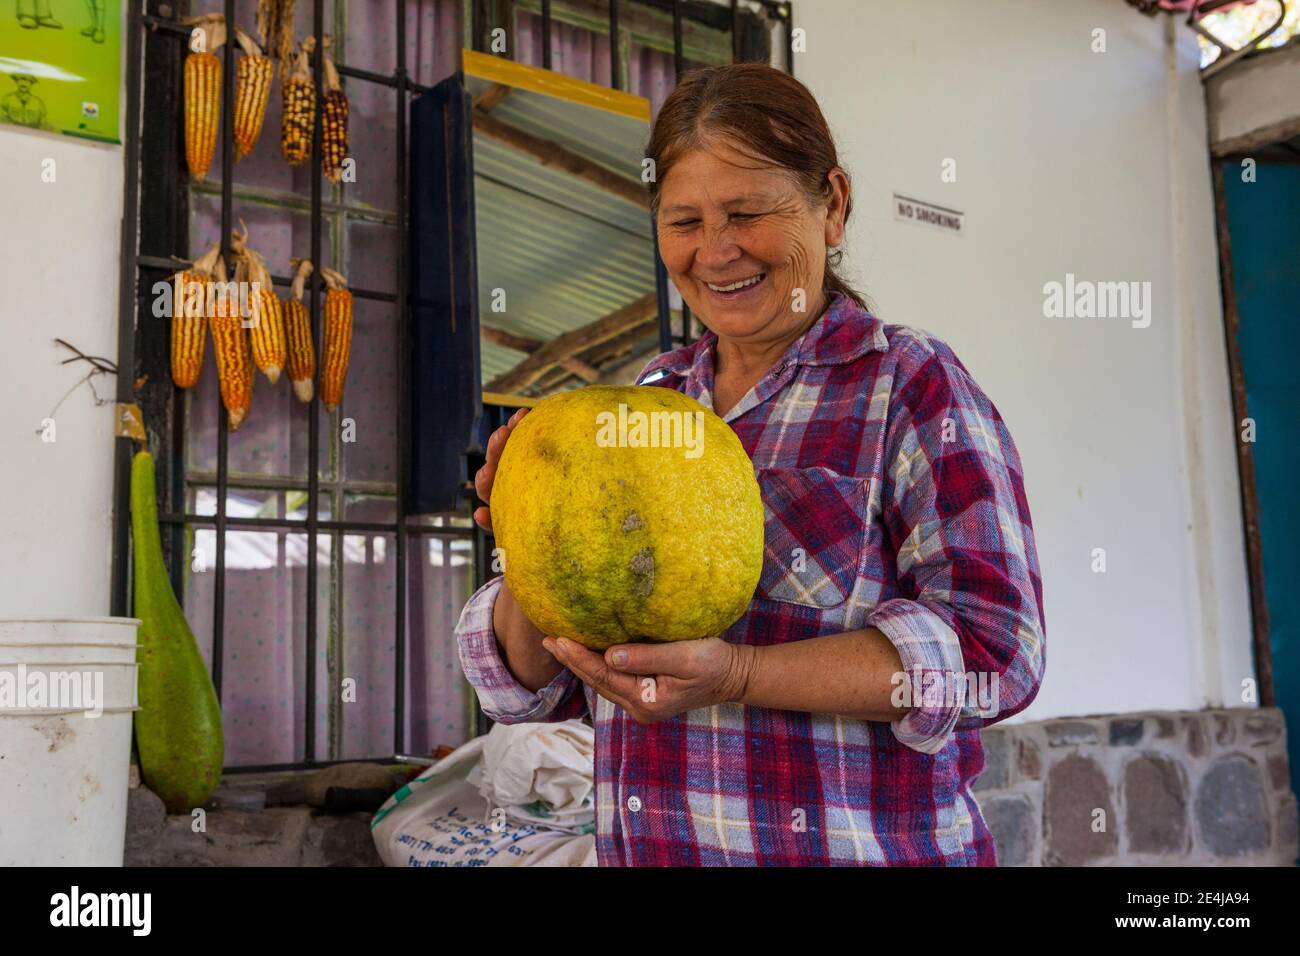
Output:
[125, 790, 383, 867]
[1206, 40, 1300, 155]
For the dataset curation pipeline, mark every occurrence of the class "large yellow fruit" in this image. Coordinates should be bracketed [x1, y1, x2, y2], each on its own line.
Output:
[492, 385, 763, 650]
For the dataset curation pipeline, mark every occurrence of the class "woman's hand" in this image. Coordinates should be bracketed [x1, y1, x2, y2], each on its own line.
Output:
[473, 408, 560, 691]
[473, 407, 528, 533]
[542, 636, 756, 724]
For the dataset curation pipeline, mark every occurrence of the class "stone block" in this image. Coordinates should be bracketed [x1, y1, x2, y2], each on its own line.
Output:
[1276, 795, 1298, 860]
[1123, 753, 1189, 855]
[123, 786, 167, 864]
[1243, 711, 1283, 747]
[982, 793, 1036, 866]
[1109, 719, 1144, 747]
[301, 813, 384, 867]
[1184, 716, 1207, 758]
[1195, 754, 1270, 858]
[1018, 738, 1043, 781]
[135, 807, 314, 867]
[1267, 753, 1290, 791]
[974, 729, 1010, 792]
[1044, 754, 1116, 865]
[1213, 714, 1235, 747]
[1046, 721, 1099, 748]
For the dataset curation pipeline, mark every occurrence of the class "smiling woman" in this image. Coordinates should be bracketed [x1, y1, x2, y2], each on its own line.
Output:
[646, 64, 861, 417]
[456, 63, 1047, 867]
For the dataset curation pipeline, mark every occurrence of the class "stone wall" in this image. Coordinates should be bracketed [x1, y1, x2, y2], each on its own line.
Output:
[125, 708, 1298, 866]
[976, 706, 1298, 866]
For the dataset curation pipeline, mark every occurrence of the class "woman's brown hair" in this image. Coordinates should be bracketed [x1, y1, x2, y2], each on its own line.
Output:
[645, 63, 866, 310]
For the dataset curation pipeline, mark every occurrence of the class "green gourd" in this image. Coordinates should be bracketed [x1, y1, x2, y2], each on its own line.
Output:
[131, 450, 224, 813]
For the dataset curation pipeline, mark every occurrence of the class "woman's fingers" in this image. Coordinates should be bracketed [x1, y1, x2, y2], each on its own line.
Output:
[475, 427, 507, 509]
[474, 459, 495, 503]
[474, 412, 528, 534]
[545, 638, 641, 706]
[485, 426, 508, 464]
[603, 641, 690, 675]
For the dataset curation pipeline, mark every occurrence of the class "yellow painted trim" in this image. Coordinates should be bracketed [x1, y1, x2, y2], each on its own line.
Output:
[482, 390, 540, 408]
[462, 49, 651, 123]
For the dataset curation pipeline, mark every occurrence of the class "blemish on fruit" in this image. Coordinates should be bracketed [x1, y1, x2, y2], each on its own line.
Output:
[629, 547, 655, 597]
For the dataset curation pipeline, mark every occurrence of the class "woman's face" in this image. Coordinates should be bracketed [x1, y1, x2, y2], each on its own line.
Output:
[655, 137, 848, 347]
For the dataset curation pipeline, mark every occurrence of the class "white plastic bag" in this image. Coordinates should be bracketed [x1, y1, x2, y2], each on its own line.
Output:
[470, 719, 595, 835]
[370, 720, 596, 867]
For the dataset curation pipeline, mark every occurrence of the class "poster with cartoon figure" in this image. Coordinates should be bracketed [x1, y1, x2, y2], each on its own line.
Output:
[0, 1, 120, 142]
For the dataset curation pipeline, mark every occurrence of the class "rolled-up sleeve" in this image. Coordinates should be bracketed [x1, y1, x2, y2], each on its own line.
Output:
[868, 332, 1046, 754]
[455, 576, 588, 724]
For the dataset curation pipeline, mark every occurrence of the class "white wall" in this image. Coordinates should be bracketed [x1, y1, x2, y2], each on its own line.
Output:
[794, 0, 1253, 720]
[0, 2, 1255, 719]
[0, 126, 123, 617]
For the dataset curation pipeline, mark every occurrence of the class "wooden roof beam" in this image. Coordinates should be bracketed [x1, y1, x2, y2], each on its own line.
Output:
[472, 110, 650, 210]
[485, 292, 659, 394]
[481, 322, 602, 382]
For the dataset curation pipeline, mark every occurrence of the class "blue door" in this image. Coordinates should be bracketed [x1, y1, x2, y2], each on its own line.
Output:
[1220, 160, 1300, 855]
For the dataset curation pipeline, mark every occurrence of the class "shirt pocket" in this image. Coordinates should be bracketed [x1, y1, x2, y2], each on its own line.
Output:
[755, 466, 867, 609]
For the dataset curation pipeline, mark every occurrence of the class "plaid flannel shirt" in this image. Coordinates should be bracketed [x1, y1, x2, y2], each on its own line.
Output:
[456, 292, 1046, 866]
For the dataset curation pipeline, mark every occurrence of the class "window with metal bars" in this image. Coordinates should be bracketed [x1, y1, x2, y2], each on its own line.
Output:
[111, 0, 791, 773]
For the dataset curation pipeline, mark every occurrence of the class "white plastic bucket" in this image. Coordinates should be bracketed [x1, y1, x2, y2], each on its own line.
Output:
[0, 618, 141, 866]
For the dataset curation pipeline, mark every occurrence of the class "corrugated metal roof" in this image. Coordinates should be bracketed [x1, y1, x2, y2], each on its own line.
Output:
[465, 76, 659, 394]
[492, 91, 651, 180]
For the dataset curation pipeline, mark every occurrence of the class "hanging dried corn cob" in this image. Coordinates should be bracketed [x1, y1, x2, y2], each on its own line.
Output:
[250, 257, 287, 385]
[233, 28, 273, 161]
[208, 254, 255, 430]
[236, 327, 255, 426]
[170, 269, 206, 388]
[231, 228, 287, 384]
[321, 36, 349, 184]
[170, 243, 221, 389]
[256, 0, 296, 68]
[183, 14, 226, 183]
[319, 266, 352, 412]
[284, 258, 316, 402]
[281, 36, 316, 165]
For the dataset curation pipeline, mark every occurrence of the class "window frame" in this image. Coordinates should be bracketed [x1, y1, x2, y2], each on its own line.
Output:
[111, 0, 791, 772]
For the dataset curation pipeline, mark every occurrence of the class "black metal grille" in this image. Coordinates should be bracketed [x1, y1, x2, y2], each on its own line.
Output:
[111, 0, 791, 772]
